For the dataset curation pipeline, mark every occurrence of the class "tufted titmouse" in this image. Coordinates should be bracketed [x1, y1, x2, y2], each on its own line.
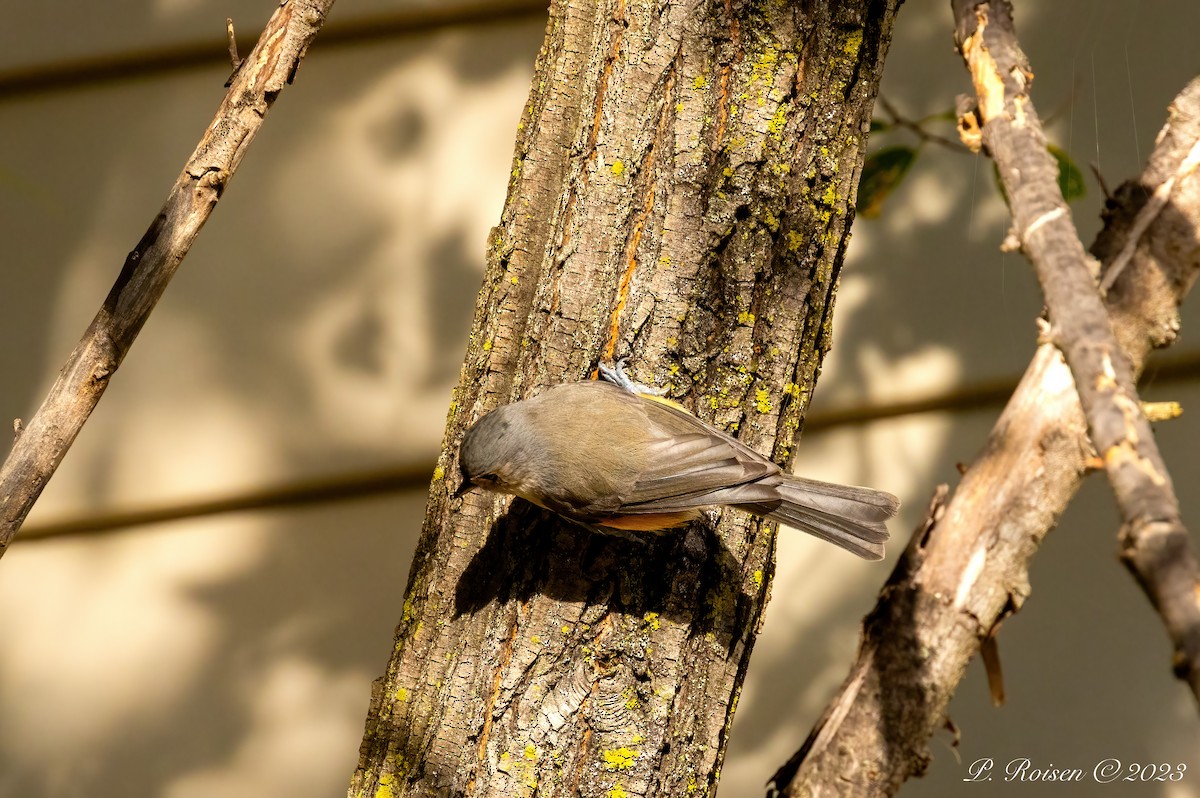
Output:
[455, 369, 898, 560]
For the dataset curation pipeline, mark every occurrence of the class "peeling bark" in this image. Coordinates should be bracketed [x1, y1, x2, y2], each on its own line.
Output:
[347, 1, 901, 796]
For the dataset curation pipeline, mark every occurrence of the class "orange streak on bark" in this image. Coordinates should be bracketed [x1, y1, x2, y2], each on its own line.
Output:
[603, 182, 655, 360]
[469, 619, 519, 794]
[602, 56, 678, 360]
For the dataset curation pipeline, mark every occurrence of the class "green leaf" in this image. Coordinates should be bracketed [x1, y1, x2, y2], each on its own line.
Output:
[856, 146, 918, 218]
[1048, 144, 1086, 202]
[869, 118, 892, 133]
[992, 146, 1086, 206]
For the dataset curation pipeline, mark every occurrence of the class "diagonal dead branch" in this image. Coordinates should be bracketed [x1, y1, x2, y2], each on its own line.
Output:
[1099, 137, 1200, 293]
[0, 0, 338, 559]
[769, 61, 1200, 798]
[954, 0, 1200, 702]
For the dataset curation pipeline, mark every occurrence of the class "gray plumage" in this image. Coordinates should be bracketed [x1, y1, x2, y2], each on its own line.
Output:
[458, 381, 898, 560]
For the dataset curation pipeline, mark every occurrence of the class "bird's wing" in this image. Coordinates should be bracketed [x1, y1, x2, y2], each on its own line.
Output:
[614, 397, 782, 513]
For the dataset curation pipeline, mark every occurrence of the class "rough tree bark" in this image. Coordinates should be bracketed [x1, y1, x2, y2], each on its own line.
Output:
[0, 0, 337, 557]
[348, 0, 901, 796]
[770, 62, 1200, 798]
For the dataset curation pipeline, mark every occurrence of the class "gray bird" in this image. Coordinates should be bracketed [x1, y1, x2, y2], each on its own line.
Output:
[457, 378, 898, 559]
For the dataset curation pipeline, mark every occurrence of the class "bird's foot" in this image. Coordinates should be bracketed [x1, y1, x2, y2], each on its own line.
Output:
[598, 358, 666, 397]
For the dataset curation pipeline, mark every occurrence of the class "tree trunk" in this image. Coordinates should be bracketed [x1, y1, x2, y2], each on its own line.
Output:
[348, 1, 900, 796]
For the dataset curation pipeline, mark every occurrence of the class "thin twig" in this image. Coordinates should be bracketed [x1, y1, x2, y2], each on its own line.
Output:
[224, 17, 243, 87]
[877, 95, 970, 153]
[226, 18, 241, 69]
[1100, 137, 1200, 292]
[1090, 161, 1113, 201]
[0, 0, 339, 559]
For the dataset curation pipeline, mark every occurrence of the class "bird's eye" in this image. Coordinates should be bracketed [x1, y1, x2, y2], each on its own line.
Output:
[478, 473, 498, 483]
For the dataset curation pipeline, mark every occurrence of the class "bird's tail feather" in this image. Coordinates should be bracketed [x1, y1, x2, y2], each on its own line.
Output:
[739, 476, 899, 561]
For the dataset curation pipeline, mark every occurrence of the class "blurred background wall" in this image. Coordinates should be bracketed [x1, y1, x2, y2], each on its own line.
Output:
[0, 1, 1197, 796]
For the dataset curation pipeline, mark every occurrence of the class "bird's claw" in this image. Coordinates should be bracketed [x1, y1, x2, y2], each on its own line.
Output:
[599, 358, 667, 397]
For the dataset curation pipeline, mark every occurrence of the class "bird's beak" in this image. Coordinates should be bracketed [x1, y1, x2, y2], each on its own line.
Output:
[451, 478, 474, 501]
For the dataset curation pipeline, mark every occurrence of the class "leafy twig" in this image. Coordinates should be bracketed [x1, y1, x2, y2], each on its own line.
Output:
[877, 96, 970, 153]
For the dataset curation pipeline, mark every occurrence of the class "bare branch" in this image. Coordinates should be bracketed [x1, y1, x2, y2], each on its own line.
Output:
[770, 67, 1200, 798]
[0, 0, 338, 558]
[954, 0, 1200, 701]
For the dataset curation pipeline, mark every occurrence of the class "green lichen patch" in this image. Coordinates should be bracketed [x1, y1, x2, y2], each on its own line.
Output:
[603, 747, 639, 771]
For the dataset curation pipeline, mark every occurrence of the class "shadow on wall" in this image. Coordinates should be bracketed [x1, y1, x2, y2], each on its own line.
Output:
[0, 495, 422, 798]
[0, 16, 543, 798]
